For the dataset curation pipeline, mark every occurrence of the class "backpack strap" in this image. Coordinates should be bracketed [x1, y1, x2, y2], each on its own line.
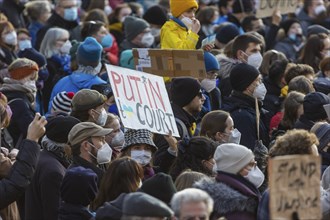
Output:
[175, 118, 190, 140]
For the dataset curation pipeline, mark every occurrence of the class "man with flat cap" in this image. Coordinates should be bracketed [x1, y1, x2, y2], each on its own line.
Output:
[68, 122, 113, 182]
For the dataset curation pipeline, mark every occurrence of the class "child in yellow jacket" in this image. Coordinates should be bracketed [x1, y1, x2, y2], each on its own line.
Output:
[161, 0, 200, 49]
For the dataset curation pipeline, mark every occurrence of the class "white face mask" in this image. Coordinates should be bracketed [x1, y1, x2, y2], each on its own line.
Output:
[110, 130, 125, 148]
[253, 83, 267, 100]
[18, 39, 32, 50]
[131, 150, 152, 166]
[315, 5, 326, 15]
[181, 16, 193, 30]
[104, 5, 112, 16]
[247, 52, 263, 69]
[201, 78, 216, 93]
[3, 31, 17, 45]
[60, 40, 72, 55]
[228, 128, 241, 144]
[141, 33, 155, 47]
[150, 27, 161, 37]
[94, 62, 102, 74]
[89, 143, 113, 164]
[244, 166, 265, 188]
[94, 108, 107, 126]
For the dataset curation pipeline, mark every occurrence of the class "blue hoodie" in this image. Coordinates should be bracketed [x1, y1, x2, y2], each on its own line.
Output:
[48, 72, 106, 112]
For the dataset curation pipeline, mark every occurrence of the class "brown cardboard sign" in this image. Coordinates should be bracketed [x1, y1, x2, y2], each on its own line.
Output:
[133, 48, 206, 78]
[255, 0, 299, 18]
[269, 155, 321, 220]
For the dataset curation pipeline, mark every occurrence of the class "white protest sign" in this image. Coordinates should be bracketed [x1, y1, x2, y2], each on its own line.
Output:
[269, 155, 321, 220]
[106, 64, 179, 137]
[255, 0, 299, 18]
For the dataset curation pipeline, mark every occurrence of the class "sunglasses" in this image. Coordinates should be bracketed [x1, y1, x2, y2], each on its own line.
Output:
[197, 91, 204, 99]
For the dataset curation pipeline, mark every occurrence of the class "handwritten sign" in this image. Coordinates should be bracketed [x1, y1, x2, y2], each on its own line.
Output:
[106, 64, 179, 137]
[255, 0, 299, 18]
[269, 155, 321, 220]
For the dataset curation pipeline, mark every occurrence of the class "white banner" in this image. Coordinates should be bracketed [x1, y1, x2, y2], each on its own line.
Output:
[106, 64, 179, 137]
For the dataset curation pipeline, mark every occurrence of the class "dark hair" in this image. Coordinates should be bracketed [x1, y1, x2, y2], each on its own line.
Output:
[232, 33, 262, 59]
[268, 59, 288, 85]
[91, 156, 144, 210]
[169, 137, 218, 180]
[241, 15, 258, 32]
[200, 110, 230, 140]
[81, 20, 105, 40]
[84, 8, 109, 25]
[260, 50, 288, 77]
[299, 33, 329, 72]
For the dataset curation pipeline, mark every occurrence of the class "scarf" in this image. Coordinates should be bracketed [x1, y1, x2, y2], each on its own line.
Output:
[0, 77, 36, 103]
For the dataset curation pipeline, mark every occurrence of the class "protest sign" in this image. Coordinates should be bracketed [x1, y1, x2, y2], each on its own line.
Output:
[133, 48, 206, 78]
[255, 0, 299, 18]
[106, 64, 179, 137]
[269, 155, 321, 220]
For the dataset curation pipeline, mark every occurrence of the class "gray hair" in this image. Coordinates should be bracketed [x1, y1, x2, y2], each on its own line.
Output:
[170, 188, 214, 217]
[25, 1, 51, 21]
[39, 27, 69, 58]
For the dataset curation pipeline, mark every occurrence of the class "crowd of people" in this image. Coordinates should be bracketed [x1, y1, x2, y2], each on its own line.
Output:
[0, 0, 330, 219]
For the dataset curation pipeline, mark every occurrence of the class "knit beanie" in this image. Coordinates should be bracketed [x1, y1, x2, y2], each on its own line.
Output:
[124, 16, 149, 42]
[170, 77, 201, 107]
[281, 18, 300, 35]
[204, 52, 220, 72]
[232, 0, 254, 13]
[214, 143, 254, 174]
[143, 5, 168, 26]
[71, 89, 106, 112]
[61, 166, 98, 206]
[315, 123, 330, 151]
[70, 40, 81, 63]
[18, 48, 46, 67]
[45, 115, 80, 143]
[303, 92, 330, 121]
[139, 172, 177, 205]
[51, 91, 75, 114]
[230, 63, 259, 92]
[170, 0, 198, 18]
[8, 58, 39, 80]
[77, 37, 102, 67]
[216, 23, 240, 44]
[307, 24, 330, 37]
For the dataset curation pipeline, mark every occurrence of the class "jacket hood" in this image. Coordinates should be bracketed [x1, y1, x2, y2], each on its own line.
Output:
[69, 73, 104, 90]
[194, 178, 258, 216]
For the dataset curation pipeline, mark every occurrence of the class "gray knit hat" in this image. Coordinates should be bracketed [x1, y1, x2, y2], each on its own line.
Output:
[122, 129, 157, 152]
[124, 16, 149, 41]
[214, 143, 254, 174]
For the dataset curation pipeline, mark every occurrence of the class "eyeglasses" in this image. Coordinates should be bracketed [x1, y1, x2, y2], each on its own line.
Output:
[247, 161, 257, 168]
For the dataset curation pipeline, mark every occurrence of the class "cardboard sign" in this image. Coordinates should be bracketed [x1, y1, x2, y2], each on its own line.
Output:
[255, 0, 299, 18]
[133, 48, 206, 78]
[106, 64, 179, 137]
[269, 155, 321, 220]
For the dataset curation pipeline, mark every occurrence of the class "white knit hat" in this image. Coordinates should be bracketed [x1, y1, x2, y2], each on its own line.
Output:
[214, 143, 254, 174]
[51, 91, 75, 114]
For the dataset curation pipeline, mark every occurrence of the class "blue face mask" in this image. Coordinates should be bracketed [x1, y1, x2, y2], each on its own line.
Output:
[18, 39, 32, 50]
[100, 34, 113, 48]
[64, 7, 78, 21]
[289, 33, 297, 41]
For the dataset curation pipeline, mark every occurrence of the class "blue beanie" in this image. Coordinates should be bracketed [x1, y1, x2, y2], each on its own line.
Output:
[204, 52, 220, 73]
[77, 37, 102, 67]
[120, 49, 135, 70]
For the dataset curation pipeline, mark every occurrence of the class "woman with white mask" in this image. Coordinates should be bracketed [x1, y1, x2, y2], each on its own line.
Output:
[120, 129, 158, 180]
[194, 143, 263, 220]
[39, 27, 72, 112]
[200, 110, 241, 145]
[0, 21, 18, 66]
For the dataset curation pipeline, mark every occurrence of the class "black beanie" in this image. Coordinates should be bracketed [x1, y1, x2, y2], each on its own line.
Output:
[216, 23, 240, 44]
[303, 92, 330, 121]
[45, 115, 81, 143]
[143, 5, 168, 26]
[230, 63, 259, 92]
[170, 77, 201, 107]
[139, 172, 177, 205]
[281, 18, 300, 35]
